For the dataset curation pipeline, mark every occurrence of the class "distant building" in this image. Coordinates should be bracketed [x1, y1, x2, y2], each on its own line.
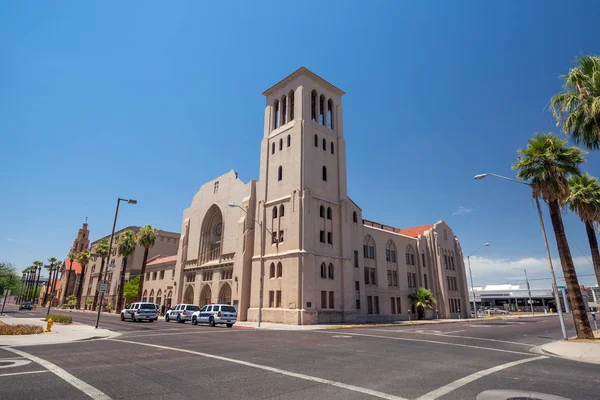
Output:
[57, 220, 90, 304]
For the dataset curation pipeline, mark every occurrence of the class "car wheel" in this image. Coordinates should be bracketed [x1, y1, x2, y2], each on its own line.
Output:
[226, 324, 233, 328]
[121, 313, 125, 321]
[209, 318, 215, 327]
[192, 317, 198, 326]
[165, 314, 170, 322]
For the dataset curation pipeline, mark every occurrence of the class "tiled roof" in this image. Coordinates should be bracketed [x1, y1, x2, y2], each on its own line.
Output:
[395, 224, 434, 238]
[147, 255, 178, 266]
[63, 258, 83, 274]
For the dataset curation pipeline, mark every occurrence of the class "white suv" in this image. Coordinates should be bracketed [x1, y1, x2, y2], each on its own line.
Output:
[121, 302, 158, 322]
[165, 304, 201, 323]
[191, 304, 237, 328]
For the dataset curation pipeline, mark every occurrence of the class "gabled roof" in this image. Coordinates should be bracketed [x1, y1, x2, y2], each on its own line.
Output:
[63, 258, 83, 274]
[394, 224, 434, 238]
[147, 255, 178, 266]
[262, 67, 345, 97]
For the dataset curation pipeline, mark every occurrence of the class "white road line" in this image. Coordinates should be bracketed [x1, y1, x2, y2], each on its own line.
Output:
[109, 338, 408, 400]
[122, 329, 239, 338]
[119, 327, 184, 334]
[364, 329, 532, 346]
[0, 370, 48, 377]
[414, 356, 547, 400]
[317, 332, 533, 355]
[439, 330, 465, 335]
[4, 347, 112, 400]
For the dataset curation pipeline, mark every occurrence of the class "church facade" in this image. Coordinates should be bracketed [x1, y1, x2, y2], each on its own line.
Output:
[173, 68, 470, 324]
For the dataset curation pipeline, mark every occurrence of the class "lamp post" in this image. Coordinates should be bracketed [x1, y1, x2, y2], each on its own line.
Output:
[510, 267, 534, 317]
[95, 197, 137, 329]
[228, 202, 277, 328]
[467, 243, 490, 319]
[474, 173, 567, 339]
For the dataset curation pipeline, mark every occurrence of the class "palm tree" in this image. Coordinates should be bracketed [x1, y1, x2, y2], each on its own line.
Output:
[75, 250, 91, 309]
[23, 265, 35, 302]
[116, 230, 136, 312]
[92, 238, 110, 311]
[567, 173, 600, 287]
[45, 257, 61, 306]
[62, 252, 77, 304]
[408, 288, 436, 320]
[136, 225, 157, 302]
[513, 133, 594, 339]
[550, 55, 600, 150]
[32, 261, 43, 304]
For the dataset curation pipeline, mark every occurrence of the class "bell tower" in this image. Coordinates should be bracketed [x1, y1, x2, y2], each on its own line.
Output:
[70, 218, 90, 254]
[251, 68, 353, 325]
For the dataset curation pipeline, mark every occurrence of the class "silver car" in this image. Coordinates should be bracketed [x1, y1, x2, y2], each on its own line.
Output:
[191, 304, 237, 328]
[121, 302, 158, 322]
[165, 304, 201, 323]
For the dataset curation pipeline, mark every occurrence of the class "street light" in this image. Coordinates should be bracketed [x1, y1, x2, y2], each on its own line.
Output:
[509, 267, 534, 317]
[228, 202, 278, 328]
[467, 243, 490, 319]
[95, 197, 137, 329]
[474, 172, 567, 339]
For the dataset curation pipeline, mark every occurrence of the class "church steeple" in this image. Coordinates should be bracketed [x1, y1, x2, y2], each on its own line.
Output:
[70, 219, 90, 254]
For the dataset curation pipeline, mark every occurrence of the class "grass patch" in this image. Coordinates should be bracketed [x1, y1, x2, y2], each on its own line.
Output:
[0, 323, 43, 335]
[45, 314, 72, 324]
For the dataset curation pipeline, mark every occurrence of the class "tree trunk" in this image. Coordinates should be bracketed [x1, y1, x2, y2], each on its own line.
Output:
[25, 272, 33, 302]
[548, 200, 594, 339]
[417, 306, 424, 320]
[136, 248, 149, 302]
[75, 264, 87, 310]
[43, 269, 51, 305]
[63, 260, 73, 304]
[584, 220, 600, 287]
[116, 258, 128, 312]
[92, 257, 106, 312]
[33, 268, 41, 305]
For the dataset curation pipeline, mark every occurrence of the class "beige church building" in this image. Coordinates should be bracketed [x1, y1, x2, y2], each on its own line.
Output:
[172, 67, 470, 324]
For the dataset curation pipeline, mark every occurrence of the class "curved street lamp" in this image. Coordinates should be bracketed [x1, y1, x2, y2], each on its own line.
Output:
[467, 243, 490, 318]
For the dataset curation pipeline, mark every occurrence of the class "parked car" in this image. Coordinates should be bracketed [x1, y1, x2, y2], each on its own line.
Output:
[486, 307, 509, 315]
[120, 302, 158, 322]
[164, 304, 200, 323]
[19, 301, 32, 310]
[191, 304, 237, 328]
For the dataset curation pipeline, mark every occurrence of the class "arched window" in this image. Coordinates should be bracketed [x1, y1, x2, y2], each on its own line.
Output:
[330, 142, 334, 154]
[328, 99, 334, 129]
[319, 94, 325, 125]
[273, 100, 280, 129]
[311, 90, 317, 122]
[386, 240, 397, 263]
[278, 166, 282, 181]
[322, 166, 327, 181]
[405, 245, 415, 266]
[287, 134, 291, 147]
[281, 95, 287, 125]
[322, 138, 326, 151]
[326, 207, 332, 220]
[271, 142, 275, 154]
[279, 138, 283, 151]
[314, 134, 318, 147]
[142, 289, 148, 302]
[328, 263, 334, 279]
[277, 262, 282, 278]
[279, 204, 285, 217]
[320, 205, 325, 218]
[270, 263, 275, 278]
[272, 206, 278, 219]
[353, 211, 358, 223]
[289, 90, 294, 120]
[386, 241, 398, 287]
[320, 262, 327, 279]
[363, 235, 377, 286]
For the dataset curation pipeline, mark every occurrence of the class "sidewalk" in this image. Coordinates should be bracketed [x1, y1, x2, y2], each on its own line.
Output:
[0, 316, 120, 347]
[234, 317, 487, 330]
[536, 339, 600, 365]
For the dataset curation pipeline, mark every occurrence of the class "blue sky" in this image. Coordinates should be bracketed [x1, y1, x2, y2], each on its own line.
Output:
[1, 1, 599, 288]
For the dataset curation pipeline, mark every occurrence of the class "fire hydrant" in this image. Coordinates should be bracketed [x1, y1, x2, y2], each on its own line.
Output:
[45, 318, 53, 332]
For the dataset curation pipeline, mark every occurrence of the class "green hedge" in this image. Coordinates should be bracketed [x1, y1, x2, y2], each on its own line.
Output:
[45, 314, 72, 324]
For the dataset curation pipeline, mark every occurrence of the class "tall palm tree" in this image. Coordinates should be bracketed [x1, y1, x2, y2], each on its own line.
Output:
[62, 252, 77, 304]
[92, 238, 110, 311]
[136, 225, 157, 302]
[567, 173, 600, 287]
[32, 261, 44, 304]
[45, 257, 60, 306]
[550, 55, 600, 150]
[116, 230, 136, 311]
[75, 250, 91, 309]
[513, 133, 594, 339]
[408, 288, 436, 320]
[23, 266, 35, 302]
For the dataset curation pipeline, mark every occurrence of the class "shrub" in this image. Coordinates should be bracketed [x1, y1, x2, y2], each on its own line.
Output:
[45, 314, 72, 324]
[0, 324, 43, 335]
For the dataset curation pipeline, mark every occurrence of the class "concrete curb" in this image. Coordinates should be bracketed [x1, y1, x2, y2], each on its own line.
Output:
[531, 340, 600, 365]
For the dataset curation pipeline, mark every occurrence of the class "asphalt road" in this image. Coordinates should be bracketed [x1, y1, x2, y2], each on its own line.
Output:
[1, 305, 599, 400]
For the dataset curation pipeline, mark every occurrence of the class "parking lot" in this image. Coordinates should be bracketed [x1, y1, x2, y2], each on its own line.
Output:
[1, 306, 599, 400]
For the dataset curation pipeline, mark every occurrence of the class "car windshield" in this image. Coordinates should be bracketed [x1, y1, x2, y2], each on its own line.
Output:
[221, 306, 236, 313]
[140, 304, 156, 310]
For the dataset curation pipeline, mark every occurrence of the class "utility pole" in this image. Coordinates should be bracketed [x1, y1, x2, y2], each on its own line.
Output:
[524, 268, 534, 317]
